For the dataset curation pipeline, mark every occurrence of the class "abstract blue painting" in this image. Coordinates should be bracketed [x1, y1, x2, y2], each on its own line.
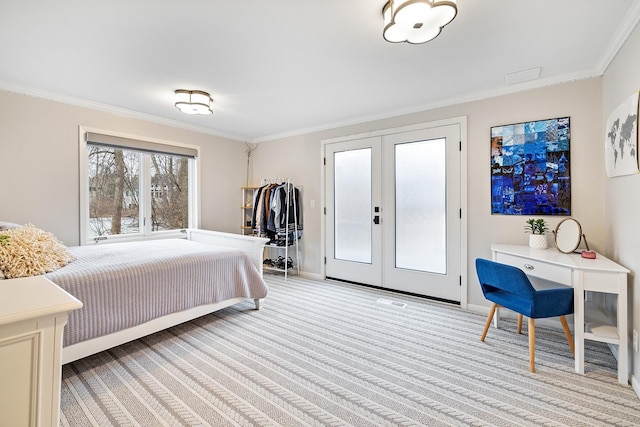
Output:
[491, 117, 571, 215]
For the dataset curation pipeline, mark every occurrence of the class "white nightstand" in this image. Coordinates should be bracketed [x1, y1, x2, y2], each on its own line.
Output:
[0, 275, 82, 426]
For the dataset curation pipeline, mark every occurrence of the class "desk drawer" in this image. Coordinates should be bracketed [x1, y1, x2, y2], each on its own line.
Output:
[495, 253, 572, 285]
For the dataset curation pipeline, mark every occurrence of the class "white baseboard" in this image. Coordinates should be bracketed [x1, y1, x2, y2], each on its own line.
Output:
[632, 374, 640, 399]
[467, 303, 490, 315]
[299, 271, 323, 281]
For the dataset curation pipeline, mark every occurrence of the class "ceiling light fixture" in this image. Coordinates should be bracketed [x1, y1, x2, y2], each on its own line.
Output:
[383, 0, 457, 44]
[174, 89, 213, 115]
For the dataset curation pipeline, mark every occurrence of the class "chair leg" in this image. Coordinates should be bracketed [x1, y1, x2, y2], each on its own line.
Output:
[529, 318, 536, 373]
[560, 315, 575, 355]
[517, 314, 523, 334]
[481, 303, 498, 342]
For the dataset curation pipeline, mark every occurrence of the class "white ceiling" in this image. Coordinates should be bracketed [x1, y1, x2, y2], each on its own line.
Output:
[0, 0, 638, 142]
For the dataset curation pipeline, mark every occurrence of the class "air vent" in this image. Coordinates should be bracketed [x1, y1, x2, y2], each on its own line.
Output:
[376, 298, 407, 308]
[505, 67, 541, 85]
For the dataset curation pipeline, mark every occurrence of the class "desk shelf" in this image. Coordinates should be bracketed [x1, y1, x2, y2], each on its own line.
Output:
[584, 301, 619, 344]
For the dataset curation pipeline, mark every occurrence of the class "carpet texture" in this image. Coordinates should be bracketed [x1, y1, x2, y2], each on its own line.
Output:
[60, 275, 640, 426]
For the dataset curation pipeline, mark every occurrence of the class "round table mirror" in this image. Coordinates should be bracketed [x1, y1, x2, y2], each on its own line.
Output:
[553, 218, 582, 253]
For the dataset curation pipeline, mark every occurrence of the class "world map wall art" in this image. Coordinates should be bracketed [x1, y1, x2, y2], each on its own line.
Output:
[490, 117, 571, 215]
[605, 91, 639, 178]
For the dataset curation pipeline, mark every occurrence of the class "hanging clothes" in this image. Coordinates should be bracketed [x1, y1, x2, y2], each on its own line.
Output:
[250, 181, 302, 243]
[270, 183, 302, 238]
[251, 184, 266, 235]
[251, 182, 278, 239]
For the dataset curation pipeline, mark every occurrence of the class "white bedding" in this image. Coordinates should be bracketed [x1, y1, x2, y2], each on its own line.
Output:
[46, 238, 268, 348]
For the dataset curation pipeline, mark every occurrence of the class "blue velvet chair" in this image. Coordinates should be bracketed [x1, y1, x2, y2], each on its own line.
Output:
[475, 258, 575, 372]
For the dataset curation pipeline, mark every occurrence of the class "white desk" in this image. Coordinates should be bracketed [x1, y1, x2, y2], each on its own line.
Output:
[491, 244, 630, 384]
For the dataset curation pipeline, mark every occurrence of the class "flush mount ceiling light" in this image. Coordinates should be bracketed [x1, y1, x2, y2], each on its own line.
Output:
[174, 89, 213, 115]
[383, 0, 457, 44]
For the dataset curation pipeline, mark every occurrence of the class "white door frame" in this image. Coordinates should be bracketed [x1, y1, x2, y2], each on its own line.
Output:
[320, 116, 468, 309]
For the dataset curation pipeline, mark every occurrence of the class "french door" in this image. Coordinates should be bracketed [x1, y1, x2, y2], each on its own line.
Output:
[326, 136, 383, 286]
[325, 123, 461, 302]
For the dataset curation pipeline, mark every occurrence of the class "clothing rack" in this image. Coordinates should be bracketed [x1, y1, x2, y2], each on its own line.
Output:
[254, 177, 301, 279]
[260, 177, 289, 186]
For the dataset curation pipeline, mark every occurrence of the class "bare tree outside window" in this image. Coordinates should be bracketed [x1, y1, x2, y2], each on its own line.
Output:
[150, 154, 189, 231]
[87, 145, 190, 238]
[87, 146, 140, 237]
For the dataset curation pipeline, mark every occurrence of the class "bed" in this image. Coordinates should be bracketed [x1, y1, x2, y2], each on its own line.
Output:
[33, 229, 269, 364]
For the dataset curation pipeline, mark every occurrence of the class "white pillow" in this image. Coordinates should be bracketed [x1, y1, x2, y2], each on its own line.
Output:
[0, 221, 21, 231]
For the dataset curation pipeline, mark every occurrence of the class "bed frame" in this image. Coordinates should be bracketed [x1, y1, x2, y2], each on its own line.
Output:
[61, 229, 269, 364]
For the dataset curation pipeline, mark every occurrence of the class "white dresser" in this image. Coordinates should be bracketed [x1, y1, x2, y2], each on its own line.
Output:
[491, 244, 630, 384]
[0, 276, 82, 426]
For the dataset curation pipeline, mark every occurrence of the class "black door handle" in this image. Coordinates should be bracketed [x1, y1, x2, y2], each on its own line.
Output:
[373, 215, 380, 224]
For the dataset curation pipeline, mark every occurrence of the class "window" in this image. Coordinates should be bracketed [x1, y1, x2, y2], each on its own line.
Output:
[80, 129, 199, 244]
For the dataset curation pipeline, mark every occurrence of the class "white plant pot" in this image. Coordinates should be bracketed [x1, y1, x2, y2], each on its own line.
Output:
[529, 234, 547, 249]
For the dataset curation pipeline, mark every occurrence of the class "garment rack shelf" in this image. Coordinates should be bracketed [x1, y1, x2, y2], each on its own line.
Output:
[246, 178, 301, 280]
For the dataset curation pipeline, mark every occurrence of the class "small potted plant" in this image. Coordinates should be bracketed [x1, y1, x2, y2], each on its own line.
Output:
[524, 218, 548, 249]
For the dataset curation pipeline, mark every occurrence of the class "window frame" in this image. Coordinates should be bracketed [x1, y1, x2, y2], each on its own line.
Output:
[79, 126, 200, 245]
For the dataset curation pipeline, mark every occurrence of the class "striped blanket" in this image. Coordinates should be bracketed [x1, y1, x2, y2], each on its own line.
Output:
[46, 239, 267, 347]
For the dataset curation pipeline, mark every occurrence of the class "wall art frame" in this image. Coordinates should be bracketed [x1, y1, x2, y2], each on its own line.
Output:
[605, 91, 639, 177]
[491, 116, 571, 215]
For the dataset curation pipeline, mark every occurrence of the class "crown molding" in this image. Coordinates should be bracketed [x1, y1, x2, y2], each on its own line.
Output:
[595, 0, 640, 74]
[254, 68, 600, 143]
[0, 81, 245, 142]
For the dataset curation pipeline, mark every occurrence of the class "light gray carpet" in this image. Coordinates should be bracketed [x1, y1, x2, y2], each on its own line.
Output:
[60, 275, 640, 426]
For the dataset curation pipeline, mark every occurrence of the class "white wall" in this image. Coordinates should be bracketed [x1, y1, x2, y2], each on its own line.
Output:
[0, 80, 606, 305]
[0, 90, 247, 245]
[253, 78, 605, 309]
[602, 23, 640, 391]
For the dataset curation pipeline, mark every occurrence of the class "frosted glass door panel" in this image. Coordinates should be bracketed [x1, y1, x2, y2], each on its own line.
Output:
[325, 137, 382, 287]
[395, 139, 446, 274]
[334, 148, 372, 263]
